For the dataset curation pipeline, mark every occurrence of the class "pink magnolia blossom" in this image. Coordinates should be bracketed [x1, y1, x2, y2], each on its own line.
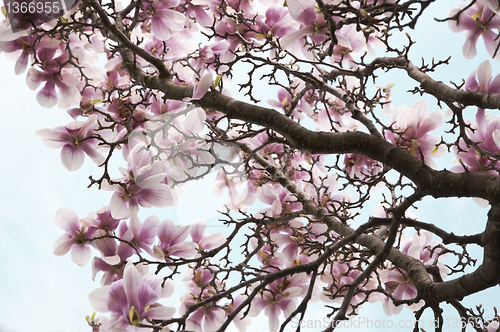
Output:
[321, 261, 379, 309]
[102, 143, 176, 219]
[26, 47, 81, 108]
[248, 274, 310, 332]
[384, 99, 444, 168]
[380, 230, 448, 315]
[88, 262, 175, 332]
[180, 268, 226, 332]
[53, 208, 97, 266]
[142, 0, 186, 41]
[451, 61, 500, 175]
[92, 229, 134, 285]
[119, 215, 161, 255]
[190, 220, 226, 252]
[0, 35, 60, 74]
[80, 206, 122, 232]
[344, 153, 383, 178]
[249, 237, 285, 268]
[36, 114, 106, 171]
[260, 5, 297, 39]
[153, 219, 197, 260]
[448, 2, 500, 60]
[280, 0, 326, 50]
[464, 60, 500, 130]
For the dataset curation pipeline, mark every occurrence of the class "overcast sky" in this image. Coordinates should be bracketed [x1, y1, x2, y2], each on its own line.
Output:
[0, 1, 498, 332]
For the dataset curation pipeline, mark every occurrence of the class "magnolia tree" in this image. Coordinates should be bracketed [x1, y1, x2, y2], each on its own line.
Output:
[1, 0, 500, 331]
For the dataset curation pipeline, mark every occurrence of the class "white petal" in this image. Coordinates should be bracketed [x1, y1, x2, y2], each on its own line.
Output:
[88, 286, 111, 312]
[192, 72, 213, 100]
[61, 144, 85, 171]
[71, 245, 92, 266]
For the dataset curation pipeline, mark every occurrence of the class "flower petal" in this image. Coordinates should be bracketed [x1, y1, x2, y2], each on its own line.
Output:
[192, 72, 213, 100]
[88, 286, 111, 312]
[61, 144, 85, 171]
[53, 233, 74, 256]
[71, 245, 91, 266]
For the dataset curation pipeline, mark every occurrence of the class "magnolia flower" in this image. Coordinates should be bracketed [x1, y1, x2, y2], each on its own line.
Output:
[102, 143, 176, 219]
[190, 220, 226, 253]
[321, 261, 379, 309]
[88, 263, 175, 332]
[248, 274, 310, 332]
[280, 0, 326, 50]
[380, 230, 448, 315]
[385, 99, 444, 168]
[153, 219, 197, 260]
[92, 229, 134, 285]
[53, 208, 97, 266]
[448, 2, 500, 60]
[451, 61, 500, 175]
[147, 0, 186, 41]
[344, 153, 382, 178]
[36, 114, 105, 171]
[180, 268, 226, 332]
[119, 215, 161, 255]
[26, 47, 81, 108]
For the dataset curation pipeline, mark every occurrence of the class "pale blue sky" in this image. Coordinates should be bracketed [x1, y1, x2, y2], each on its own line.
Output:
[0, 1, 498, 332]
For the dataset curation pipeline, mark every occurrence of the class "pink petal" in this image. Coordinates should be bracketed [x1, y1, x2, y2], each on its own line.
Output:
[71, 245, 92, 266]
[79, 142, 106, 166]
[280, 25, 315, 49]
[61, 144, 85, 171]
[53, 234, 75, 256]
[483, 0, 500, 14]
[199, 233, 226, 250]
[192, 72, 213, 100]
[161, 279, 175, 298]
[137, 283, 161, 311]
[101, 255, 121, 265]
[184, 107, 207, 133]
[55, 208, 81, 233]
[88, 286, 111, 312]
[35, 128, 72, 148]
[419, 110, 444, 134]
[140, 215, 160, 243]
[162, 9, 186, 30]
[483, 30, 500, 60]
[26, 68, 43, 90]
[382, 298, 403, 316]
[190, 220, 207, 243]
[136, 185, 176, 208]
[463, 29, 481, 59]
[108, 281, 128, 315]
[93, 229, 118, 257]
[15, 54, 29, 75]
[287, 0, 316, 25]
[477, 60, 492, 90]
[37, 81, 58, 108]
[144, 305, 176, 320]
[136, 173, 166, 188]
[267, 305, 280, 332]
[203, 308, 225, 332]
[110, 191, 129, 219]
[123, 263, 142, 307]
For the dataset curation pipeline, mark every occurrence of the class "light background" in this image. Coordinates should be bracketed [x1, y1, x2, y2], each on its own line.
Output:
[0, 1, 498, 332]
